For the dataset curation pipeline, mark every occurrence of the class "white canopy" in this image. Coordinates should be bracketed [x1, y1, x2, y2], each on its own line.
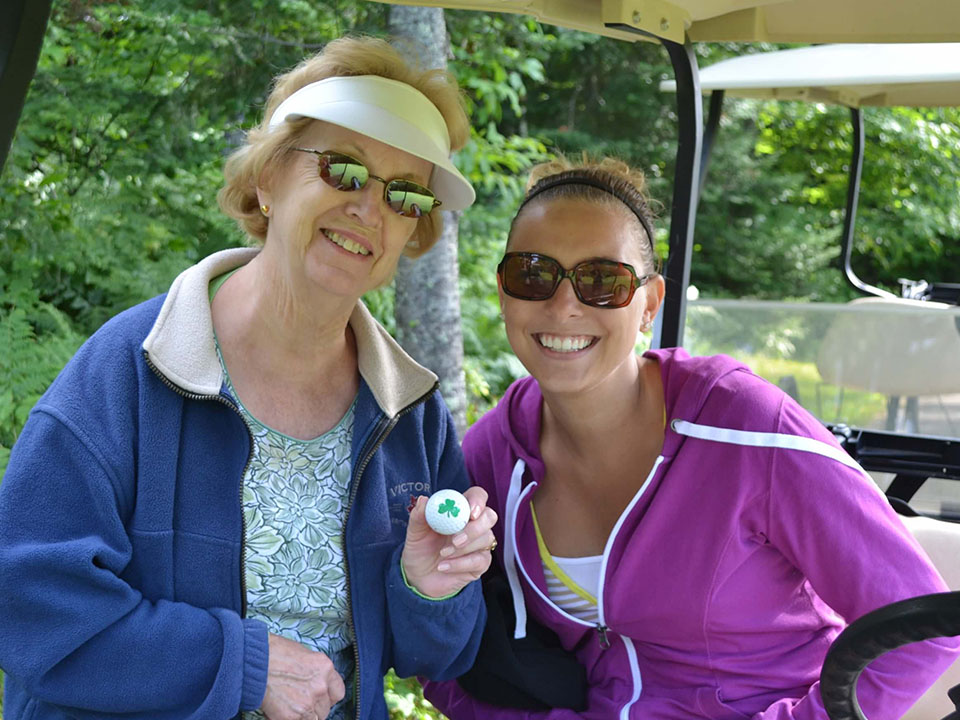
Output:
[369, 0, 960, 45]
[661, 43, 960, 107]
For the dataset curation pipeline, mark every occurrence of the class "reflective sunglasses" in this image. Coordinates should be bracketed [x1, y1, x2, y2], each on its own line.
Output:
[293, 148, 441, 218]
[497, 252, 652, 309]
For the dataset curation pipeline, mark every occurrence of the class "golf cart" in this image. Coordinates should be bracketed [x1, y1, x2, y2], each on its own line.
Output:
[660, 42, 960, 516]
[661, 40, 960, 718]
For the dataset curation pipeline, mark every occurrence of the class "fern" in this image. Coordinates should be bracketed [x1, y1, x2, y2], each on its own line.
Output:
[0, 300, 83, 478]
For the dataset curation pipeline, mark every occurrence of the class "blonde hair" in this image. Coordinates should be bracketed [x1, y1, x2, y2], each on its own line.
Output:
[217, 36, 470, 258]
[510, 155, 661, 274]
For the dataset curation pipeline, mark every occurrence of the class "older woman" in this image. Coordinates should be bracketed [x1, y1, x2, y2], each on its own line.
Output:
[0, 37, 496, 720]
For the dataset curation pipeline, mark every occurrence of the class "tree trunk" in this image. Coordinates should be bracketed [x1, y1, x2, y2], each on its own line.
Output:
[388, 6, 468, 438]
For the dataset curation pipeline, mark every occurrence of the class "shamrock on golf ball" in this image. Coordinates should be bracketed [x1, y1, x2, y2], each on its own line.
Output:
[425, 489, 471, 535]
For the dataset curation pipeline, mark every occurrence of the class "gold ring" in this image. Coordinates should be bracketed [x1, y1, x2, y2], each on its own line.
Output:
[488, 538, 498, 552]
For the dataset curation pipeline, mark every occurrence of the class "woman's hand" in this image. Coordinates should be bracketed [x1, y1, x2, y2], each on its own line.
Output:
[401, 486, 498, 599]
[261, 633, 345, 720]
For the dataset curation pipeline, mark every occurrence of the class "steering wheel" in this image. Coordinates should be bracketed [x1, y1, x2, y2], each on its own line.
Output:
[820, 591, 960, 720]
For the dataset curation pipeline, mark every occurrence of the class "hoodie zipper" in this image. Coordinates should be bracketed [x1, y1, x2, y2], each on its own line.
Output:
[594, 454, 663, 634]
[511, 483, 597, 632]
[342, 382, 439, 720]
[597, 624, 611, 649]
[509, 455, 664, 716]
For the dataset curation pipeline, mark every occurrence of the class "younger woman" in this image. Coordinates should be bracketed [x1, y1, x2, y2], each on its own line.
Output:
[424, 157, 958, 719]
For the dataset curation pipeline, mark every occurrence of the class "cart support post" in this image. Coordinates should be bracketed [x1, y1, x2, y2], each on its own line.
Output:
[841, 107, 895, 299]
[0, 0, 53, 173]
[657, 37, 703, 348]
[699, 89, 725, 200]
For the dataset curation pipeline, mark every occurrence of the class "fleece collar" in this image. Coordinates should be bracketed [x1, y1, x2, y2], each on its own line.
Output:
[142, 247, 438, 418]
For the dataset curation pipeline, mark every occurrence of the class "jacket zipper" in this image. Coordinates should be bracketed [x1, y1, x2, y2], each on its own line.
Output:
[510, 483, 598, 639]
[597, 624, 611, 649]
[511, 456, 664, 713]
[343, 382, 439, 720]
[511, 498, 642, 717]
[143, 352, 254, 720]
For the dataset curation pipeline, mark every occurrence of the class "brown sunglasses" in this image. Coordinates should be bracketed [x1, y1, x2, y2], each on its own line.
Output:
[498, 252, 653, 309]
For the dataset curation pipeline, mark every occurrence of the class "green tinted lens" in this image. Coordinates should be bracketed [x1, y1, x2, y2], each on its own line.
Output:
[319, 153, 368, 191]
[385, 180, 437, 218]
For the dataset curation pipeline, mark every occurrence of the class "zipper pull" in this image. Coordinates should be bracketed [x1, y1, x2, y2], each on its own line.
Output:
[597, 623, 611, 649]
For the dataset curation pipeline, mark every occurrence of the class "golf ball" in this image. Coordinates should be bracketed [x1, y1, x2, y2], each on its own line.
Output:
[425, 489, 471, 535]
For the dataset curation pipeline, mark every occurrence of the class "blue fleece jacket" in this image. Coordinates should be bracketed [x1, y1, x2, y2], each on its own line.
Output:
[0, 248, 484, 720]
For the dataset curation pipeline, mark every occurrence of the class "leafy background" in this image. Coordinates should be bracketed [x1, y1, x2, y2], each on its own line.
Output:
[2, 0, 959, 716]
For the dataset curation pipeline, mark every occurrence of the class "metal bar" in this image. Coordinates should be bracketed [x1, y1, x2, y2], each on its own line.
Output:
[885, 475, 927, 503]
[840, 107, 896, 299]
[657, 37, 703, 348]
[698, 89, 725, 200]
[828, 423, 960, 480]
[0, 0, 53, 173]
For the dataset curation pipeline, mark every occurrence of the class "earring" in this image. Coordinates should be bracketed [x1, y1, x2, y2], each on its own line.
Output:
[640, 318, 652, 333]
[260, 204, 270, 216]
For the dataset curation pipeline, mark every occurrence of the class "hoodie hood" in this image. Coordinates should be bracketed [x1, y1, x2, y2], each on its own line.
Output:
[496, 347, 753, 466]
[645, 347, 753, 456]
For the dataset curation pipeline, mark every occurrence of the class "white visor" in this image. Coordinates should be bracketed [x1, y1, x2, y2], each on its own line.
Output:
[268, 75, 475, 211]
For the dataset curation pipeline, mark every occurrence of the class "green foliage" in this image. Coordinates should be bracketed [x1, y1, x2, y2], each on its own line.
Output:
[457, 189, 527, 416]
[385, 670, 446, 720]
[692, 99, 851, 301]
[0, 299, 84, 466]
[0, 0, 389, 477]
[446, 11, 555, 412]
[448, 12, 554, 199]
[738, 99, 960, 295]
[852, 107, 960, 283]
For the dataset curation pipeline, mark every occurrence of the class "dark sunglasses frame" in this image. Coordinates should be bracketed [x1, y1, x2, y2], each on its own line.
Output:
[497, 251, 653, 309]
[293, 148, 441, 218]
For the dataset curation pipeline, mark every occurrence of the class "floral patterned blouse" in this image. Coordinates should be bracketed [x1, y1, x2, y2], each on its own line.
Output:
[213, 337, 357, 720]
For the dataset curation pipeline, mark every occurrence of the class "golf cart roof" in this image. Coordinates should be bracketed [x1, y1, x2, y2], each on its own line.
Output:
[660, 43, 960, 107]
[370, 0, 960, 45]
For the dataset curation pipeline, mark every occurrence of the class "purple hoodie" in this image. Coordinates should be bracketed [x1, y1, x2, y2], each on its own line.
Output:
[424, 348, 958, 720]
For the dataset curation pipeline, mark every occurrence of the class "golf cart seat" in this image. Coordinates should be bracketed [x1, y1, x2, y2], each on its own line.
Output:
[815, 297, 960, 431]
[899, 514, 960, 719]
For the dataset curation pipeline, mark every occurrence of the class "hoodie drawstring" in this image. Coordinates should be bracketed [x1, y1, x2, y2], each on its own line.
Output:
[505, 459, 528, 639]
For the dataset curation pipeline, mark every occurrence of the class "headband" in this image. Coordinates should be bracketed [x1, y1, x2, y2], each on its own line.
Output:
[268, 75, 475, 211]
[518, 175, 656, 249]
